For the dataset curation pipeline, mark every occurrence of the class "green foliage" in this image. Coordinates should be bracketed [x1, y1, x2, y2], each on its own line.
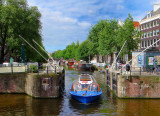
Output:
[29, 64, 38, 73]
[0, 0, 47, 63]
[54, 14, 141, 62]
[75, 40, 89, 61]
[98, 19, 118, 56]
[54, 41, 79, 60]
[116, 14, 140, 57]
[87, 20, 108, 55]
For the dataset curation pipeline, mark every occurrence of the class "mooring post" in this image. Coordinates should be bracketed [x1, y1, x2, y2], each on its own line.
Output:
[47, 66, 48, 74]
[55, 66, 56, 74]
[11, 63, 13, 74]
[38, 65, 39, 75]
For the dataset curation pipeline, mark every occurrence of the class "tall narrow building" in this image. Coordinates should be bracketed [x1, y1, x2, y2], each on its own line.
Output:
[140, 4, 160, 50]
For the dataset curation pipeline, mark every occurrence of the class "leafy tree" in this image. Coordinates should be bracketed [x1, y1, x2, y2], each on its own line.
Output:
[116, 14, 140, 58]
[98, 19, 118, 56]
[54, 41, 79, 60]
[0, 0, 46, 63]
[76, 40, 89, 61]
[87, 20, 107, 56]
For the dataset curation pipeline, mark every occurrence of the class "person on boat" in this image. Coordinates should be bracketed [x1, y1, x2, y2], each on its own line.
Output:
[92, 84, 98, 91]
[82, 84, 89, 91]
[74, 84, 81, 91]
[77, 84, 81, 91]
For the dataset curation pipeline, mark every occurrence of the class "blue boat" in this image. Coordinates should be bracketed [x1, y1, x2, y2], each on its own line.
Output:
[70, 74, 102, 103]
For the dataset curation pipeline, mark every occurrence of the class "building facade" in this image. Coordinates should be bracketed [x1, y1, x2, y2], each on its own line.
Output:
[140, 4, 160, 50]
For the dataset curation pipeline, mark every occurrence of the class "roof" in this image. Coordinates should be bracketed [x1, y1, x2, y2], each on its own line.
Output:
[142, 8, 160, 20]
[133, 21, 140, 28]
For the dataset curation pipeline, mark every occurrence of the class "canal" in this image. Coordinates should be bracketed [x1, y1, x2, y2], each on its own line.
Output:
[0, 70, 160, 115]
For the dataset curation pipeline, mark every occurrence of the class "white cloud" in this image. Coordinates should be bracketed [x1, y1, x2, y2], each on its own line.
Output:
[27, 0, 151, 52]
[150, 0, 160, 4]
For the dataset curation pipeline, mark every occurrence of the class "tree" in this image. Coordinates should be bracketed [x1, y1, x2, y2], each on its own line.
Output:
[98, 19, 118, 56]
[116, 14, 140, 58]
[0, 0, 46, 63]
[76, 40, 89, 61]
[54, 50, 64, 59]
[87, 20, 107, 56]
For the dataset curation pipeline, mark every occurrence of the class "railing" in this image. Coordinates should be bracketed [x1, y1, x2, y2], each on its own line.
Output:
[0, 63, 26, 74]
[0, 63, 25, 67]
[0, 63, 64, 74]
[27, 65, 64, 75]
[119, 66, 160, 76]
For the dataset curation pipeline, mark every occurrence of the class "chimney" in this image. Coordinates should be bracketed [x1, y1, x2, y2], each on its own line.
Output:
[153, 4, 160, 12]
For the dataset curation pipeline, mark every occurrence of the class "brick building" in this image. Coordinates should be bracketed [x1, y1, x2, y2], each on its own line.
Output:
[140, 4, 160, 50]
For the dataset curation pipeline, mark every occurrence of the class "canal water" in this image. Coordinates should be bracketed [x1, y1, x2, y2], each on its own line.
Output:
[0, 70, 160, 116]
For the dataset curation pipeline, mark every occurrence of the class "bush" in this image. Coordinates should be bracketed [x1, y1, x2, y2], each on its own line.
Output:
[29, 65, 38, 73]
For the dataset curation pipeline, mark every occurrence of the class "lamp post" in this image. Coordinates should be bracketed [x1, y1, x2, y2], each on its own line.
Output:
[21, 44, 25, 63]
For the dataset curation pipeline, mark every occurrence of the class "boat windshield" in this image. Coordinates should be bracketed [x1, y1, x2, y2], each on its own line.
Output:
[72, 83, 99, 91]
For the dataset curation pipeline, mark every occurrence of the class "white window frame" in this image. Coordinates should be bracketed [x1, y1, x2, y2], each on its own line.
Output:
[150, 31, 152, 37]
[157, 20, 159, 26]
[156, 29, 159, 36]
[153, 30, 156, 36]
[154, 39, 156, 47]
[157, 39, 159, 46]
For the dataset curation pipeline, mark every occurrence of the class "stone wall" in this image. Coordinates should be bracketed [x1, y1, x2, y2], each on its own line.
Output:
[0, 71, 65, 98]
[107, 69, 160, 98]
[118, 76, 160, 98]
[0, 73, 26, 93]
[25, 74, 61, 98]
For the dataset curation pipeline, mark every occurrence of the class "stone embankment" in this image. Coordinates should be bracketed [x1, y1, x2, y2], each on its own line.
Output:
[106, 69, 160, 98]
[0, 71, 65, 98]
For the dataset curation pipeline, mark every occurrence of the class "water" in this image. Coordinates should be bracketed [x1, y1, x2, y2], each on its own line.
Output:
[0, 70, 160, 116]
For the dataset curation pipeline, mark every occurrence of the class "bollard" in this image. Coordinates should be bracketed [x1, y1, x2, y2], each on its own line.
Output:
[47, 66, 48, 74]
[55, 66, 56, 74]
[11, 63, 13, 74]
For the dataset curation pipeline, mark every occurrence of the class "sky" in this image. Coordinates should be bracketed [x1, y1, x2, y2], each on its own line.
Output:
[27, 0, 160, 53]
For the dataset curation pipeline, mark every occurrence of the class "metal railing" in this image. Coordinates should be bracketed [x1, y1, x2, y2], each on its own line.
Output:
[27, 65, 64, 75]
[119, 66, 160, 76]
[0, 63, 64, 74]
[0, 63, 26, 74]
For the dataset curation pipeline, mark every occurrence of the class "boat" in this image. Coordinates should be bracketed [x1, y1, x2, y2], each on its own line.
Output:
[68, 61, 74, 66]
[78, 60, 93, 71]
[70, 74, 102, 103]
[78, 63, 92, 71]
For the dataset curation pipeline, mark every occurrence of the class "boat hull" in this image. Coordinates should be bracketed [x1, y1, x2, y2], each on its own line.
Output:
[78, 63, 92, 71]
[70, 91, 102, 103]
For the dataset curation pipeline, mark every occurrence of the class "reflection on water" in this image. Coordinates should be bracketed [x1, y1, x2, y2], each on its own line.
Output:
[0, 70, 160, 115]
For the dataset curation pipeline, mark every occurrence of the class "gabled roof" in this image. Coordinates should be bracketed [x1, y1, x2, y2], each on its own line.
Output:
[142, 8, 160, 20]
[133, 21, 140, 28]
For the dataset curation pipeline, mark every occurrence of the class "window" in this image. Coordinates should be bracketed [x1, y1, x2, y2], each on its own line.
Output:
[147, 24, 149, 29]
[144, 24, 146, 29]
[154, 39, 156, 46]
[141, 41, 144, 48]
[150, 31, 153, 37]
[153, 30, 156, 36]
[150, 40, 153, 46]
[145, 41, 147, 47]
[157, 20, 159, 26]
[157, 39, 159, 46]
[141, 33, 143, 38]
[150, 22, 153, 28]
[153, 21, 156, 27]
[141, 25, 143, 30]
[147, 32, 150, 37]
[144, 33, 146, 38]
[147, 40, 150, 47]
[156, 29, 159, 36]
